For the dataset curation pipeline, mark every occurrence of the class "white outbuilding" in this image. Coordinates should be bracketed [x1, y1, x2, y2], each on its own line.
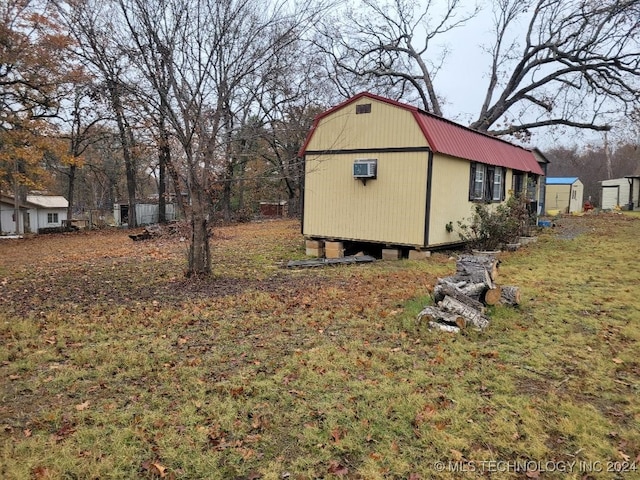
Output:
[600, 176, 640, 210]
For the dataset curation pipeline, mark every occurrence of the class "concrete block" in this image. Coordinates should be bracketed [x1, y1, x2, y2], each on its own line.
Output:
[382, 248, 401, 260]
[409, 249, 431, 260]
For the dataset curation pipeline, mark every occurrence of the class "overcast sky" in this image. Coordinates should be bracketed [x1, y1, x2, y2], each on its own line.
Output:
[413, 2, 612, 152]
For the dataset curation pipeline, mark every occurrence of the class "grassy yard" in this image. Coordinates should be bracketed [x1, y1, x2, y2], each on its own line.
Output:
[1, 215, 639, 479]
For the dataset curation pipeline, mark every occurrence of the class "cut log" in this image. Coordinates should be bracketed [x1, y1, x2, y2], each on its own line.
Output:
[454, 268, 495, 289]
[438, 277, 468, 289]
[432, 282, 486, 313]
[483, 286, 503, 306]
[457, 255, 500, 282]
[428, 321, 460, 333]
[417, 306, 465, 328]
[499, 285, 521, 306]
[438, 295, 489, 330]
[459, 282, 489, 301]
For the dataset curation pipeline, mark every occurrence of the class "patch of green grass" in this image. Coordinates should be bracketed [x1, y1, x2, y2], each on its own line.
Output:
[1, 217, 639, 479]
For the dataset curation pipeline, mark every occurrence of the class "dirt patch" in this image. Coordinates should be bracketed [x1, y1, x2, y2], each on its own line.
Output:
[551, 215, 594, 240]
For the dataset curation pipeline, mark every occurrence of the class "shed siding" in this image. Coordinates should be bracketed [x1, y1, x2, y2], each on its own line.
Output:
[632, 179, 640, 210]
[546, 181, 583, 213]
[600, 178, 631, 209]
[305, 98, 428, 152]
[568, 180, 584, 213]
[546, 185, 571, 213]
[0, 203, 15, 234]
[428, 154, 475, 245]
[304, 152, 428, 246]
[32, 208, 67, 232]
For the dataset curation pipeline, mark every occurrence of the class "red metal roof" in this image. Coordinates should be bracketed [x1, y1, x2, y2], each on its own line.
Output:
[299, 92, 544, 176]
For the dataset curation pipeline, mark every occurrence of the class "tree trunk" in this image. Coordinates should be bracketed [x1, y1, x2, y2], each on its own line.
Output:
[66, 164, 76, 229]
[109, 80, 137, 228]
[166, 159, 185, 219]
[188, 201, 211, 276]
[158, 136, 168, 223]
[222, 165, 233, 222]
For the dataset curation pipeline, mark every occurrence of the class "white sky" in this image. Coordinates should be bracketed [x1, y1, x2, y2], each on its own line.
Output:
[415, 2, 612, 151]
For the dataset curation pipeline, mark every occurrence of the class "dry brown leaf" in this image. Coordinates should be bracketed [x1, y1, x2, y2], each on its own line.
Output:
[327, 460, 348, 477]
[330, 428, 343, 443]
[31, 466, 52, 479]
[618, 451, 630, 461]
[450, 449, 463, 461]
[75, 401, 90, 411]
[151, 462, 167, 478]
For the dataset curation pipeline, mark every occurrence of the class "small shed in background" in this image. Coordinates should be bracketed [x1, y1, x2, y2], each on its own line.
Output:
[601, 178, 630, 210]
[259, 201, 288, 217]
[600, 176, 640, 210]
[113, 203, 177, 226]
[545, 177, 584, 214]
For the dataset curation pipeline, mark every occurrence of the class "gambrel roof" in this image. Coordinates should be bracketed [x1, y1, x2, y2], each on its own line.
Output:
[300, 92, 544, 176]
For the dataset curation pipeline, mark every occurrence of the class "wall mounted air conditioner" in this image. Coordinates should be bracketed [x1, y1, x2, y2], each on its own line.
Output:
[353, 159, 377, 179]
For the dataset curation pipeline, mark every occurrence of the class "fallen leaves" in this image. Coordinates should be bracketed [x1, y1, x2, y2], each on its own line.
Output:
[51, 423, 76, 443]
[141, 459, 172, 479]
[327, 460, 349, 477]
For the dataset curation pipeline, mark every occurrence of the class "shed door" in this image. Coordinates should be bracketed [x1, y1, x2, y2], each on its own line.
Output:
[601, 185, 619, 209]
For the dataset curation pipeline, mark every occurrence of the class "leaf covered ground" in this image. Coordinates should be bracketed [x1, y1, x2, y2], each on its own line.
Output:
[1, 215, 639, 479]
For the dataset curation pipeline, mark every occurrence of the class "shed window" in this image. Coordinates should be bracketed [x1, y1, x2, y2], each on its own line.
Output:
[492, 168, 504, 201]
[356, 103, 371, 114]
[513, 172, 525, 195]
[472, 164, 485, 200]
[469, 163, 505, 202]
[47, 213, 58, 223]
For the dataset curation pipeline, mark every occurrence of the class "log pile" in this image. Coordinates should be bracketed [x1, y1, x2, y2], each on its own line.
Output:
[419, 254, 521, 333]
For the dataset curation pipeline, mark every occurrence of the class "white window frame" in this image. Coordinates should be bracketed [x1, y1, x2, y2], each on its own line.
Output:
[47, 213, 58, 224]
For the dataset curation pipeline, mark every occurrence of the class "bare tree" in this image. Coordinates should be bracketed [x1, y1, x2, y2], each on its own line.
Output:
[56, 79, 110, 226]
[315, 0, 479, 113]
[63, 0, 141, 227]
[319, 0, 640, 137]
[470, 0, 640, 136]
[111, 0, 327, 276]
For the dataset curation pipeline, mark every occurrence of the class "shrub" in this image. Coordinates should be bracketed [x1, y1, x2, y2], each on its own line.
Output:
[457, 195, 533, 250]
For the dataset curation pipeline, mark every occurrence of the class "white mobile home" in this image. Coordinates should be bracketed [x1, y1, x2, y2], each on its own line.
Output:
[0, 195, 68, 235]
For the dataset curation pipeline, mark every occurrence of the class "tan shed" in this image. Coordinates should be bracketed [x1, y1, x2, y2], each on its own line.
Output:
[298, 93, 545, 255]
[545, 177, 584, 214]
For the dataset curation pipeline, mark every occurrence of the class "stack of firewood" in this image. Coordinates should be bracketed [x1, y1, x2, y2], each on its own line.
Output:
[418, 254, 521, 333]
